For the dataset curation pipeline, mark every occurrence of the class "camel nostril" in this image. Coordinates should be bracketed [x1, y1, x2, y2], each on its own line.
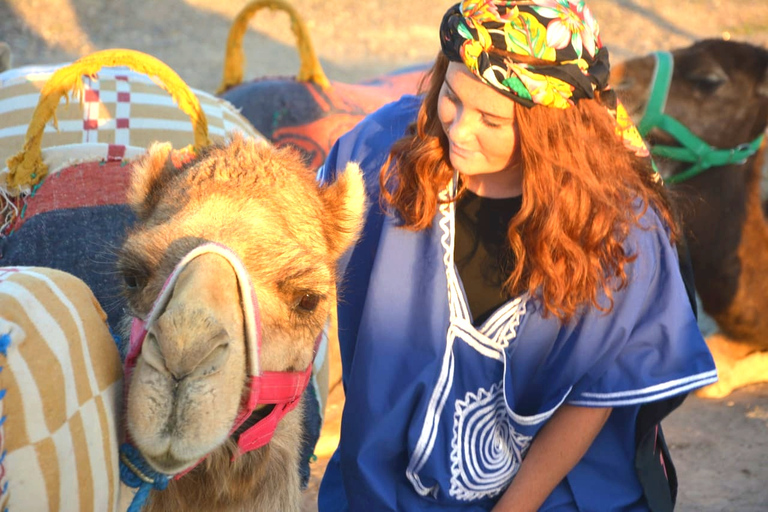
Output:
[190, 339, 231, 379]
[141, 333, 170, 376]
[143, 313, 234, 382]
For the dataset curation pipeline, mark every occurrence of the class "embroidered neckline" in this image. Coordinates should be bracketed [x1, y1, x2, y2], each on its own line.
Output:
[437, 190, 527, 351]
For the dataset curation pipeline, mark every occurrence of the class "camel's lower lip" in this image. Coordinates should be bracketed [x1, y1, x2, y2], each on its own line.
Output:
[142, 452, 198, 475]
[132, 435, 206, 475]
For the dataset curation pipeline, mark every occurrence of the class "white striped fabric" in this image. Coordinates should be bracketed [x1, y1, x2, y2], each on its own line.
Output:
[0, 267, 123, 512]
[0, 64, 266, 171]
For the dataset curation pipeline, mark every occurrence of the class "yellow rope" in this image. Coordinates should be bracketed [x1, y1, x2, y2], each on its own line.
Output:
[6, 49, 212, 190]
[216, 0, 330, 94]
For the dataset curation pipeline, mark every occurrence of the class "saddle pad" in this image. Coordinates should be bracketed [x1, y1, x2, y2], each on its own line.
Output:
[0, 266, 123, 512]
[0, 64, 265, 168]
[220, 64, 428, 169]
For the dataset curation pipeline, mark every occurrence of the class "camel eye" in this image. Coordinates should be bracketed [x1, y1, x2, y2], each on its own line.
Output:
[687, 70, 727, 95]
[123, 274, 139, 289]
[122, 272, 147, 291]
[693, 76, 725, 94]
[296, 293, 320, 313]
[117, 250, 152, 293]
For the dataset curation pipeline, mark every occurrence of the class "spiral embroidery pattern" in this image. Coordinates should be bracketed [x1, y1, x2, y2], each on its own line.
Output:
[449, 383, 532, 501]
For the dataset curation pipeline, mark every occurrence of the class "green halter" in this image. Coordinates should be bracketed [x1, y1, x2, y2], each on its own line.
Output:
[637, 51, 765, 184]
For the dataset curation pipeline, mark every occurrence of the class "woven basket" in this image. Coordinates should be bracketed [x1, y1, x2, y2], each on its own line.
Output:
[0, 65, 262, 181]
[217, 0, 429, 169]
[0, 49, 264, 329]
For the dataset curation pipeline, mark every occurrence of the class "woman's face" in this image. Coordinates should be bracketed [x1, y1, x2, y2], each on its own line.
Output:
[437, 62, 522, 198]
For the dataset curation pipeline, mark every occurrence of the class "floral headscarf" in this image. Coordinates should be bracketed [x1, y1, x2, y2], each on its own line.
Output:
[440, 0, 609, 109]
[439, 0, 654, 165]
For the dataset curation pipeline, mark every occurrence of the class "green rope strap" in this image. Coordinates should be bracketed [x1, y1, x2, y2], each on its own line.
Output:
[638, 51, 765, 184]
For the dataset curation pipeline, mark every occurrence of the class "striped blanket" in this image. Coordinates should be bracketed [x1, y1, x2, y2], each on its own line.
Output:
[0, 266, 123, 512]
[0, 64, 263, 166]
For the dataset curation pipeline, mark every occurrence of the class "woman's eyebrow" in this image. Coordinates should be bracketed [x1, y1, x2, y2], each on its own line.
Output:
[444, 77, 514, 121]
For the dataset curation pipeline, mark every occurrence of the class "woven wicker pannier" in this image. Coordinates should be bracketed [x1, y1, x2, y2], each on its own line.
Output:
[217, 0, 429, 170]
[0, 49, 265, 330]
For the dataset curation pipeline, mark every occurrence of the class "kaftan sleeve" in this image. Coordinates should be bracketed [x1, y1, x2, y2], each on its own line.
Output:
[565, 208, 717, 407]
[315, 95, 423, 390]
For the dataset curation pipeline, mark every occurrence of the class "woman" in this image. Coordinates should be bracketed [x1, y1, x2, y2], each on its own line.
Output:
[317, 1, 716, 510]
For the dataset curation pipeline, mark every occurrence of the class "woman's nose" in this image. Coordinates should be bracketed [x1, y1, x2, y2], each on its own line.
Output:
[447, 108, 473, 144]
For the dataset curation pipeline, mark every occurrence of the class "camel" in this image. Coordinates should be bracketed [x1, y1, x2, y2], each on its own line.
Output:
[114, 135, 365, 511]
[611, 39, 768, 398]
[1, 137, 363, 511]
[1, 47, 357, 509]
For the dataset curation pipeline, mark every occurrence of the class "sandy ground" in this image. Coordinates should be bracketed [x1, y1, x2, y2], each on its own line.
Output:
[1, 1, 768, 511]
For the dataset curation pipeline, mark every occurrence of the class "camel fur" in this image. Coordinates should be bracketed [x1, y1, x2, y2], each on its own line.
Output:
[118, 136, 365, 511]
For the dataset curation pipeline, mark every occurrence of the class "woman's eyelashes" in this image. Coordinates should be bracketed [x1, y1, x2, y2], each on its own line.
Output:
[481, 116, 503, 128]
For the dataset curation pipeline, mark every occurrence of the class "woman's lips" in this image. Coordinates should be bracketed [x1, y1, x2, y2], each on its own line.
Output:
[450, 143, 472, 158]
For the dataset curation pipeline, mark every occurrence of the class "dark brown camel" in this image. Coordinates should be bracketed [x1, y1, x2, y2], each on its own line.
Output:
[611, 39, 768, 397]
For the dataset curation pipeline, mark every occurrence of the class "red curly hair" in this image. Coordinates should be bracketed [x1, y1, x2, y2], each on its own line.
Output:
[381, 53, 678, 321]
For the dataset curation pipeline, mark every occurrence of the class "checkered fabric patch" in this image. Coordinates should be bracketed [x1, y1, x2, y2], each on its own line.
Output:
[0, 65, 266, 170]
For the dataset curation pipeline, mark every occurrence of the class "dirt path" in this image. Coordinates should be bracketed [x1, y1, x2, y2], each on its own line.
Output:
[2, 1, 767, 511]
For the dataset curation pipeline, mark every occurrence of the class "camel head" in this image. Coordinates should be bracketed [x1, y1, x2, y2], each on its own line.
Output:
[610, 40, 768, 319]
[117, 136, 365, 475]
[611, 39, 768, 179]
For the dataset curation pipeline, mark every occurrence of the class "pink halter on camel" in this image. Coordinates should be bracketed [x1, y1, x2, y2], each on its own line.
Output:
[121, 242, 319, 509]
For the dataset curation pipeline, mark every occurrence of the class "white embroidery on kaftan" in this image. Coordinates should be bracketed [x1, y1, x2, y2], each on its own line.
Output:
[449, 383, 532, 501]
[406, 196, 533, 499]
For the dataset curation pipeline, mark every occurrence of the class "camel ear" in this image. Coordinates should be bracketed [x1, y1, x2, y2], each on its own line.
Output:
[318, 162, 367, 260]
[127, 142, 175, 219]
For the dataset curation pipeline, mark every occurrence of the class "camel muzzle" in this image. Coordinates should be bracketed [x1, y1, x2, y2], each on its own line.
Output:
[124, 242, 320, 478]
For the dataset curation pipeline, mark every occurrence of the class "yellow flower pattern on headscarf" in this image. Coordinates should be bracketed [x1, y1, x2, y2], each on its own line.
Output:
[614, 100, 651, 157]
[503, 12, 556, 61]
[440, 0, 610, 109]
[513, 65, 574, 109]
[460, 24, 494, 75]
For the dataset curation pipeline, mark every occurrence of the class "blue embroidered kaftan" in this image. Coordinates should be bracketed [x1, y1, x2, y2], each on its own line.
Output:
[317, 95, 717, 511]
